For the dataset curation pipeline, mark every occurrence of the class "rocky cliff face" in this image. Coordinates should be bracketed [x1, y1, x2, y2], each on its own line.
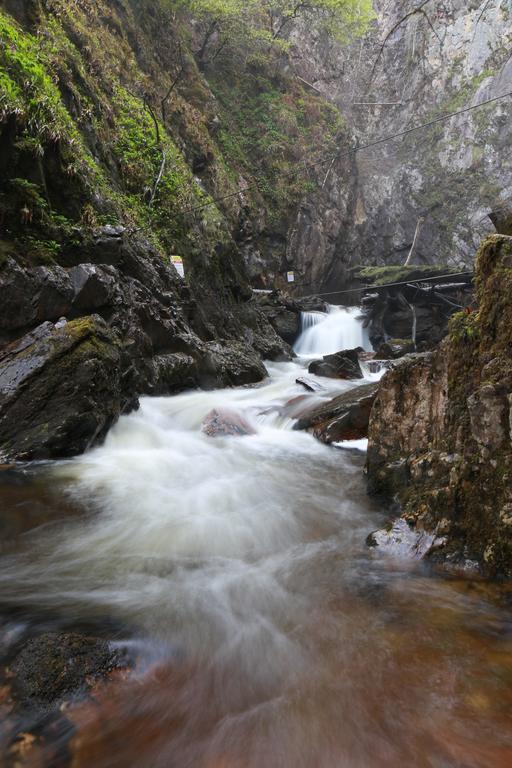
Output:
[0, 0, 299, 460]
[366, 234, 512, 577]
[290, 0, 512, 290]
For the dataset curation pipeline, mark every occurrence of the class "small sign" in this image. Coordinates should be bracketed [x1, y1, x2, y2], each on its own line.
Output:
[287, 271, 295, 283]
[171, 255, 185, 278]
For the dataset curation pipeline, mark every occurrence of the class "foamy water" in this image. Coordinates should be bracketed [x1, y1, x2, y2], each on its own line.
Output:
[294, 306, 371, 356]
[0, 308, 511, 767]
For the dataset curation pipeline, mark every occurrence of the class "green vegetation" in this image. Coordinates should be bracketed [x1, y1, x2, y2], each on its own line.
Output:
[0, 3, 229, 262]
[211, 66, 346, 224]
[0, 0, 369, 275]
[355, 264, 445, 286]
[171, 0, 373, 64]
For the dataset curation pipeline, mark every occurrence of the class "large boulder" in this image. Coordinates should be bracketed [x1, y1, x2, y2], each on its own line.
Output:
[308, 349, 363, 380]
[69, 263, 116, 311]
[0, 317, 137, 461]
[294, 382, 379, 443]
[374, 339, 416, 360]
[254, 291, 301, 345]
[198, 341, 268, 389]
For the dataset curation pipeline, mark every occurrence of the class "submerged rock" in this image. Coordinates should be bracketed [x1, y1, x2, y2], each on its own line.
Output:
[367, 518, 442, 559]
[294, 382, 378, 443]
[202, 408, 256, 438]
[308, 349, 364, 380]
[9, 632, 128, 712]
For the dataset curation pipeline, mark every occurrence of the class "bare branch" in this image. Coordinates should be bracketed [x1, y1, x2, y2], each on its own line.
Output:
[472, 0, 492, 41]
[367, 0, 435, 88]
[161, 42, 186, 124]
[149, 151, 167, 208]
[143, 95, 161, 146]
[403, 216, 424, 266]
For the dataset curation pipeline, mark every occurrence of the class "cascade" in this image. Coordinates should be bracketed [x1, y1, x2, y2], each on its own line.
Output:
[0, 309, 508, 767]
[294, 306, 371, 356]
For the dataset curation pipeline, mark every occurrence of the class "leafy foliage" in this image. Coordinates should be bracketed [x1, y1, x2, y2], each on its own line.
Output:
[171, 0, 373, 62]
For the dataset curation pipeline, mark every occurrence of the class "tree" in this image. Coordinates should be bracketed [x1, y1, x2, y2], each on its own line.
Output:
[171, 0, 373, 64]
[258, 0, 374, 43]
[171, 0, 253, 65]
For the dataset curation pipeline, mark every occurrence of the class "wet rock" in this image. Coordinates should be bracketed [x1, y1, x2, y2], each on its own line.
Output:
[366, 359, 394, 375]
[69, 263, 116, 311]
[33, 265, 74, 323]
[366, 235, 512, 576]
[295, 296, 328, 312]
[467, 384, 509, 450]
[254, 291, 301, 345]
[375, 339, 416, 360]
[367, 518, 441, 559]
[0, 316, 137, 461]
[202, 408, 256, 437]
[91, 225, 126, 266]
[10, 633, 128, 711]
[271, 309, 301, 345]
[295, 376, 325, 392]
[294, 382, 379, 443]
[198, 341, 268, 389]
[489, 209, 512, 236]
[0, 257, 38, 334]
[308, 348, 363, 380]
[151, 353, 198, 395]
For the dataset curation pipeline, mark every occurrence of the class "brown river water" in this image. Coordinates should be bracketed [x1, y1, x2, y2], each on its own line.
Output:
[0, 309, 511, 768]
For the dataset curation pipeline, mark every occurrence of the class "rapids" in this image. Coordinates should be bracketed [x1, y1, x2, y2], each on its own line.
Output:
[0, 307, 511, 767]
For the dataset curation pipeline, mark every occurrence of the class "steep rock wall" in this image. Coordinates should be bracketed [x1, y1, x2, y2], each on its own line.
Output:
[366, 234, 512, 576]
[0, 0, 296, 460]
[291, 0, 512, 290]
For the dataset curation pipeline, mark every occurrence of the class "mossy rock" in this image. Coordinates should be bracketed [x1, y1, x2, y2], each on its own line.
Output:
[0, 316, 137, 461]
[355, 264, 447, 287]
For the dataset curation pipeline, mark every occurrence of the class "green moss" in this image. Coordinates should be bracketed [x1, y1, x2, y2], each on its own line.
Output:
[355, 264, 446, 286]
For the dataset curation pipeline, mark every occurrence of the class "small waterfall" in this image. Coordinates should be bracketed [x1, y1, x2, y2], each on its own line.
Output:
[294, 306, 371, 356]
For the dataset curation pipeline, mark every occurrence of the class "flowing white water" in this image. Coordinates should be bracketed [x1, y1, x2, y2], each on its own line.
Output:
[0, 309, 511, 767]
[294, 305, 371, 356]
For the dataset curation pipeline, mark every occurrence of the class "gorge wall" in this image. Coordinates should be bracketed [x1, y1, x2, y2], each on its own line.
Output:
[289, 0, 512, 292]
[0, 0, 316, 460]
[367, 234, 512, 577]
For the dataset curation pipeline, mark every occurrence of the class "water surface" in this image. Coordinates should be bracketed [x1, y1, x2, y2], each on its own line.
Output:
[0, 310, 511, 767]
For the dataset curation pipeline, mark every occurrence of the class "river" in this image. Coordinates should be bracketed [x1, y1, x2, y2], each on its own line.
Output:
[0, 307, 511, 767]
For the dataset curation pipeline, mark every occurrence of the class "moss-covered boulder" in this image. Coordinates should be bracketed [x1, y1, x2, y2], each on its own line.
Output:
[0, 316, 137, 461]
[366, 235, 512, 577]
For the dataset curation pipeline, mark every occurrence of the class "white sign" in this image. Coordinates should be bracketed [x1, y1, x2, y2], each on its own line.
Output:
[171, 255, 185, 278]
[287, 271, 295, 283]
